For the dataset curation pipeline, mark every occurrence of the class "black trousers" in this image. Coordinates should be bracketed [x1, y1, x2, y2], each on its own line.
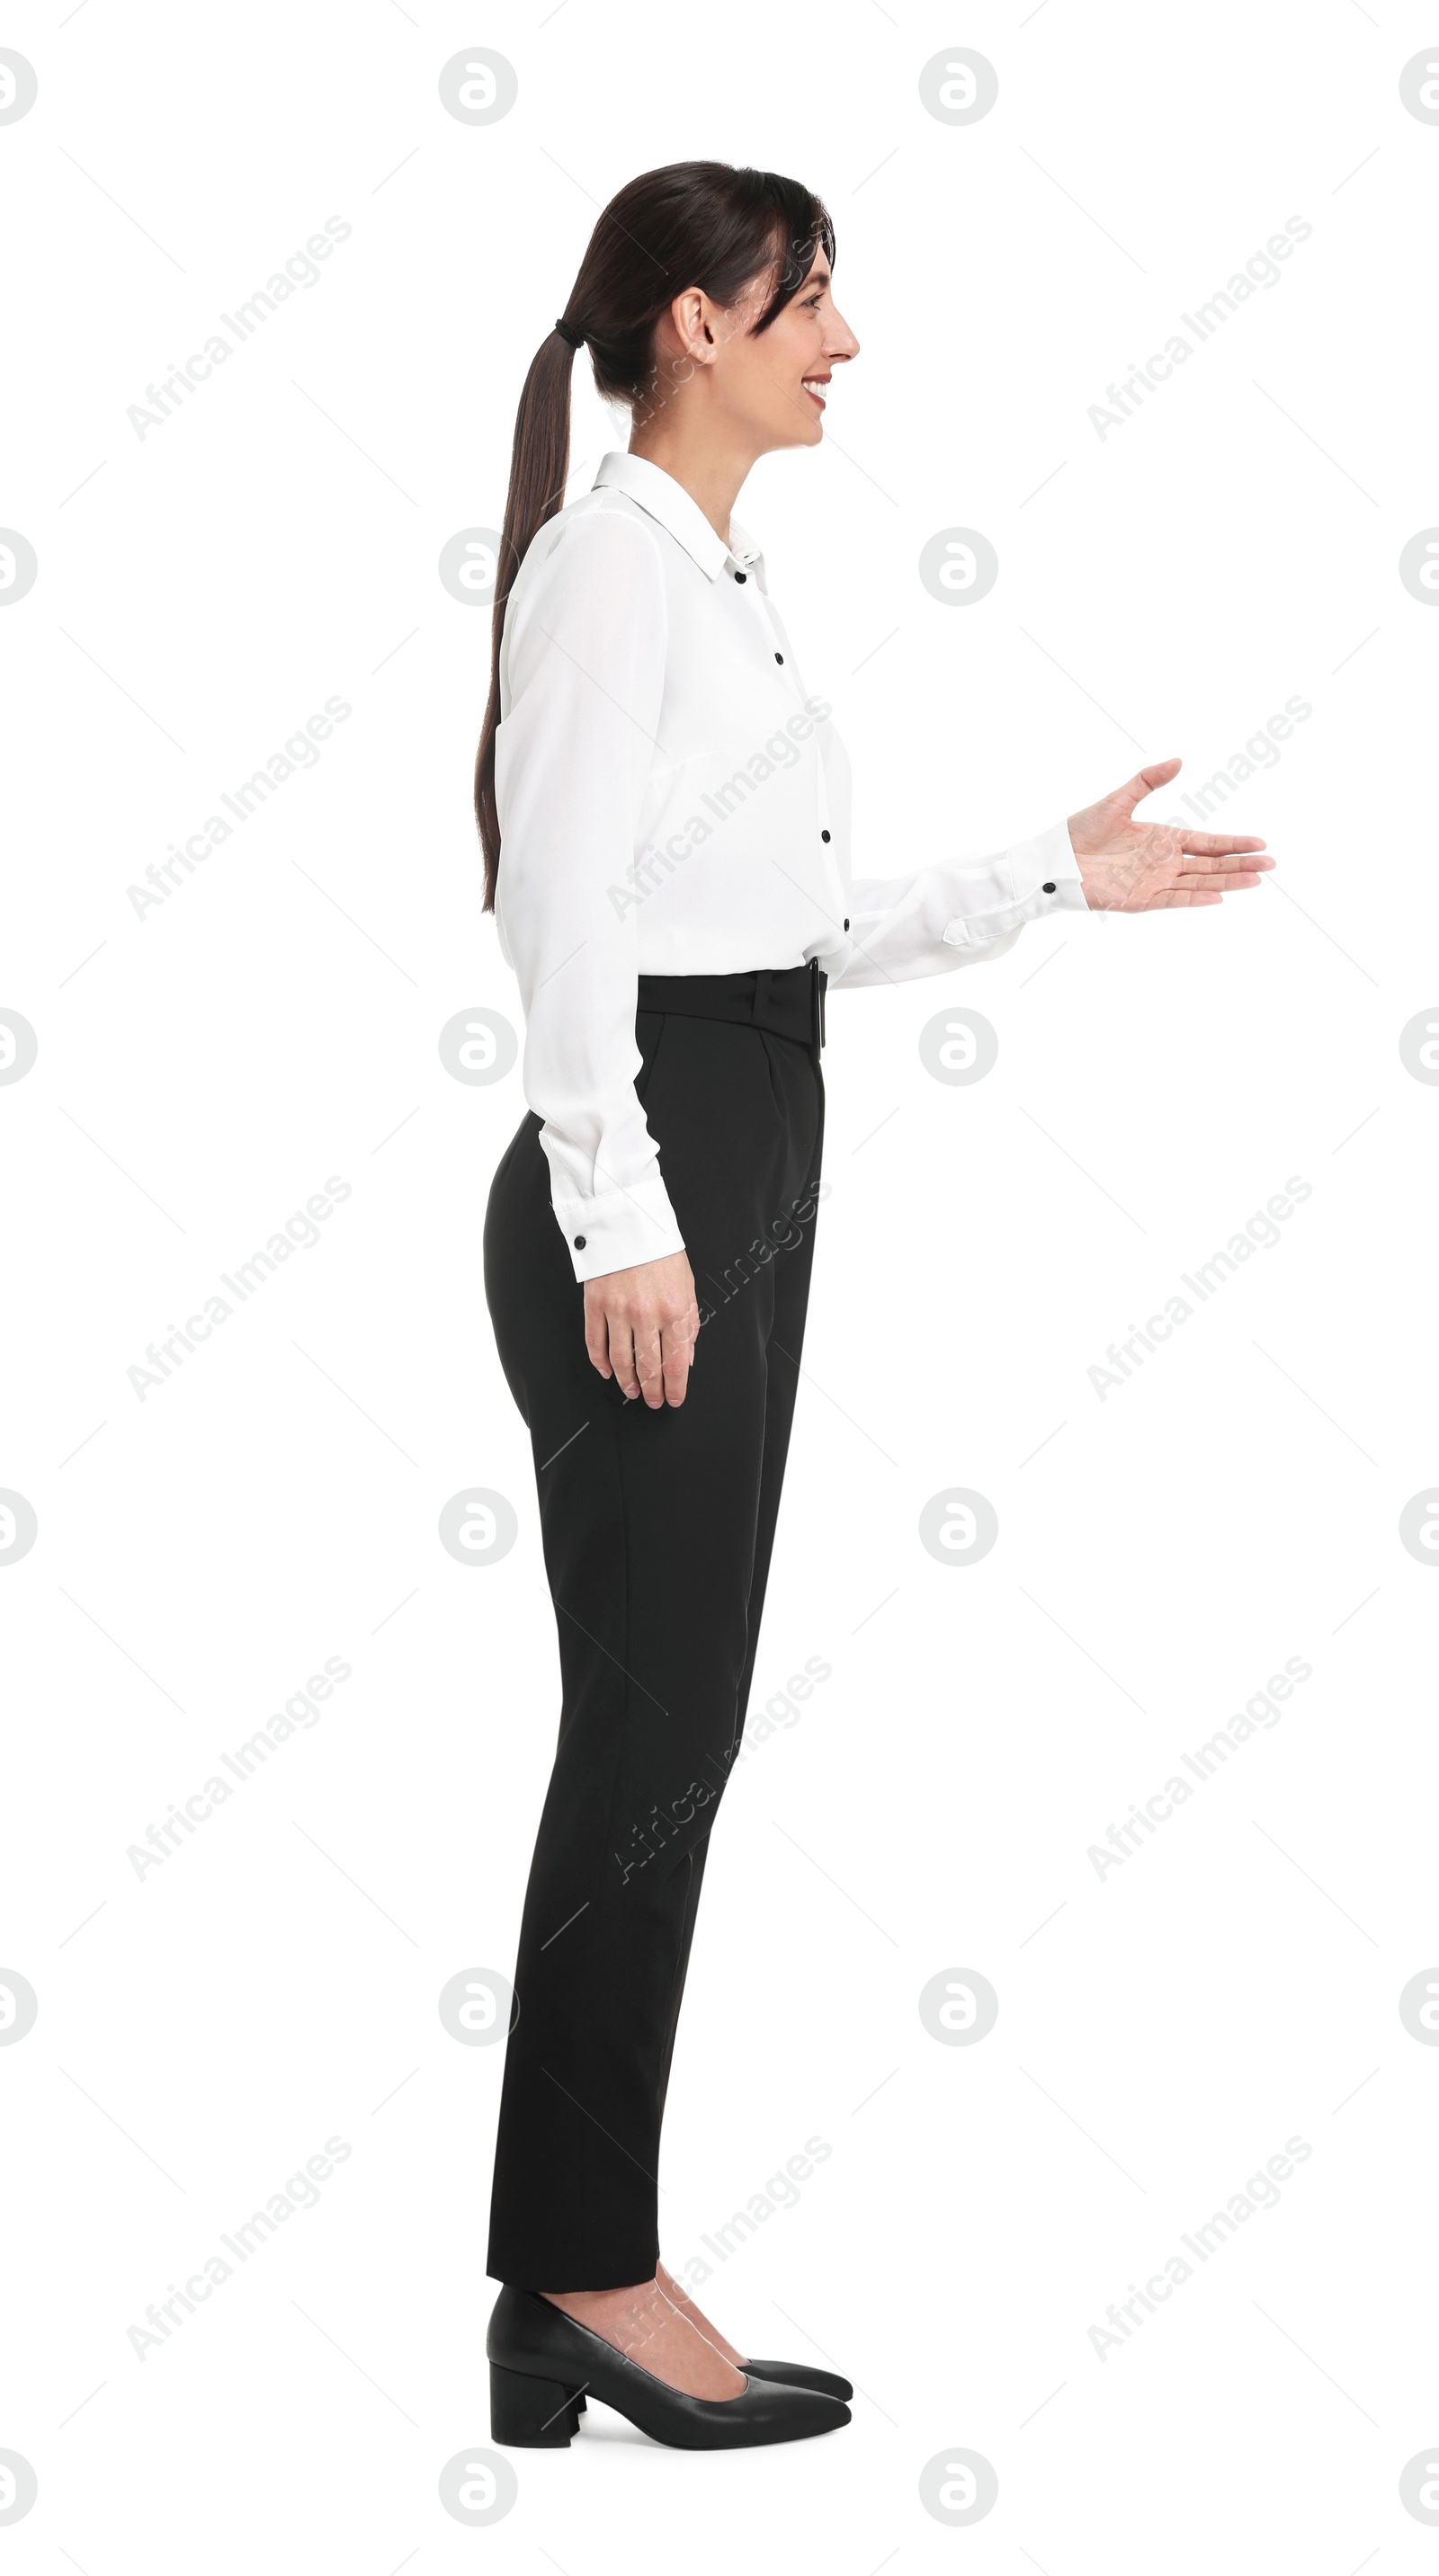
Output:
[483, 971, 826, 2289]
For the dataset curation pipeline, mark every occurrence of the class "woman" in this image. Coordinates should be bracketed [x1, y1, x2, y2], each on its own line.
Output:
[475, 161, 1271, 2453]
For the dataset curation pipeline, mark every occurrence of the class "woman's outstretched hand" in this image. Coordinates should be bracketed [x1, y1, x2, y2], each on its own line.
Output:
[1068, 757, 1274, 910]
[584, 1250, 700, 1409]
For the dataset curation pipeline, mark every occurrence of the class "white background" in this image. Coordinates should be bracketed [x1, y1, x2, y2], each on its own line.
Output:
[4, 0, 1438, 2565]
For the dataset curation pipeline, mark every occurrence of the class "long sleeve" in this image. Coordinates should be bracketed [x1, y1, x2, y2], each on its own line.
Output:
[494, 513, 686, 1283]
[830, 816, 1089, 989]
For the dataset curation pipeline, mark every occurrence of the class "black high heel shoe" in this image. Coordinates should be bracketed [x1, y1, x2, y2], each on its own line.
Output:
[487, 2286, 851, 2451]
[564, 2354, 853, 2412]
[742, 2355, 854, 2402]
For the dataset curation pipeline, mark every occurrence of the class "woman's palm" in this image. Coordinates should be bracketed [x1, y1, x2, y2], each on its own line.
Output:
[1068, 756, 1273, 912]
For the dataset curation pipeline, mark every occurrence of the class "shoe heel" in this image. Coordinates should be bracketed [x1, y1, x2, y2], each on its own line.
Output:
[489, 2361, 581, 2447]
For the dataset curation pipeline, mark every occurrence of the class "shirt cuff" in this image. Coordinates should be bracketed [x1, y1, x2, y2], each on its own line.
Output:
[549, 1159, 687, 1284]
[941, 817, 1089, 952]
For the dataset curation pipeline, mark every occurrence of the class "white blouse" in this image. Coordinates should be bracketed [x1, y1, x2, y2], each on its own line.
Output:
[493, 449, 1088, 1282]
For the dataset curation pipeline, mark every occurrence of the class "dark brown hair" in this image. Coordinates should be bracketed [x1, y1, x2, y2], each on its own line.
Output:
[474, 159, 835, 910]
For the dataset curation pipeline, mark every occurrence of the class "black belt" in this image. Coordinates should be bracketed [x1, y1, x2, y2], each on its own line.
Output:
[635, 959, 827, 1055]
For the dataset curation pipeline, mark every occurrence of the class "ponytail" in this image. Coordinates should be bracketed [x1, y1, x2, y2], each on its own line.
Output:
[474, 325, 582, 909]
[474, 161, 835, 911]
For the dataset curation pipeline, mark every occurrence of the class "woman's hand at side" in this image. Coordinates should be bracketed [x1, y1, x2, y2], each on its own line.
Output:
[584, 1251, 700, 1409]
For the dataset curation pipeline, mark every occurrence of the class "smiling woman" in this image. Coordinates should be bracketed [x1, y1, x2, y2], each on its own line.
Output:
[469, 157, 1275, 2458]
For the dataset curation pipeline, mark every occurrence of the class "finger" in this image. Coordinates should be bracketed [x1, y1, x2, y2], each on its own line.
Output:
[1171, 869, 1266, 892]
[633, 1316, 666, 1411]
[662, 1306, 697, 1407]
[609, 1316, 642, 1402]
[1177, 831, 1269, 858]
[1141, 887, 1224, 909]
[1100, 758, 1180, 824]
[1134, 754, 1182, 795]
[584, 1299, 612, 1378]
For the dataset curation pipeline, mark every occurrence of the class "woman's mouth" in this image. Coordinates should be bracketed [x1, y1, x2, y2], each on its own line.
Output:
[801, 375, 829, 413]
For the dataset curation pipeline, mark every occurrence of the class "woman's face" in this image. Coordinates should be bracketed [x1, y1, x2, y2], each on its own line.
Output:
[664, 251, 859, 454]
[750, 254, 860, 448]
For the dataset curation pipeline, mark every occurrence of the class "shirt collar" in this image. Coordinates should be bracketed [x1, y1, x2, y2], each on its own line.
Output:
[593, 451, 766, 590]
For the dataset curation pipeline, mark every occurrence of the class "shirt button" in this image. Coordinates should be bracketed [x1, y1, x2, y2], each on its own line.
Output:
[734, 570, 746, 583]
[820, 828, 831, 842]
[774, 651, 784, 664]
[574, 1235, 586, 1250]
[1042, 880, 1056, 893]
[843, 916, 850, 931]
